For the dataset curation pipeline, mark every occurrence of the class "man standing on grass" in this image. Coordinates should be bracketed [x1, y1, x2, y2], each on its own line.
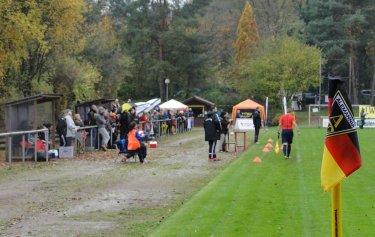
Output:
[277, 108, 300, 159]
[252, 106, 262, 144]
[360, 108, 367, 129]
[203, 106, 221, 161]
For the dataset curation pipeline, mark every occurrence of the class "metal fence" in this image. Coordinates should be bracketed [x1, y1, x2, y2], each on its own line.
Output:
[0, 128, 49, 165]
[0, 117, 195, 164]
[308, 104, 361, 127]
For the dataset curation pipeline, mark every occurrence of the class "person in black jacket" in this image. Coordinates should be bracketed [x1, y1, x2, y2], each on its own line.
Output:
[87, 104, 98, 148]
[56, 110, 67, 146]
[252, 106, 262, 144]
[203, 106, 221, 161]
[119, 109, 130, 139]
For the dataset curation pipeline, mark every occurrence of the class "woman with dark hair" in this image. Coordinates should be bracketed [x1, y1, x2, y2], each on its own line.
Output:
[56, 110, 67, 147]
[95, 106, 110, 151]
[166, 110, 172, 135]
[218, 112, 231, 152]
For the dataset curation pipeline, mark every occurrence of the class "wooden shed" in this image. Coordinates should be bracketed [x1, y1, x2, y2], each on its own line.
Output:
[3, 94, 62, 159]
[4, 94, 62, 133]
[182, 96, 215, 126]
[183, 96, 215, 116]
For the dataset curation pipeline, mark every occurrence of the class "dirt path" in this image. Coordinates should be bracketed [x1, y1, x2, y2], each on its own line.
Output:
[0, 128, 238, 237]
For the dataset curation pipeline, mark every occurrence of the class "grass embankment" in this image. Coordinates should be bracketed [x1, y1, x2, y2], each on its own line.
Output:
[150, 128, 375, 236]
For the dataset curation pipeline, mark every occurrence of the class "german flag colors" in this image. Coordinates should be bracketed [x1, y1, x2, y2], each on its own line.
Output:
[321, 78, 361, 192]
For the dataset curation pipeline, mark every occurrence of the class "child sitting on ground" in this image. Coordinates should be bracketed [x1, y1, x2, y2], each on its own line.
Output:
[126, 121, 147, 164]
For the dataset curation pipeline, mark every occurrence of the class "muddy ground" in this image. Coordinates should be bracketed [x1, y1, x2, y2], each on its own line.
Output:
[0, 128, 242, 237]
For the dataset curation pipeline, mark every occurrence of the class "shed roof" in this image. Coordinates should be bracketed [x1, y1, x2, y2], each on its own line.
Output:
[182, 96, 215, 107]
[4, 94, 62, 106]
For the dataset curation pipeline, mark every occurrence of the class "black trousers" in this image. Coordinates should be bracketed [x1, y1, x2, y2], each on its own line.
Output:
[360, 119, 365, 129]
[254, 126, 260, 143]
[58, 134, 66, 146]
[65, 137, 73, 147]
[128, 143, 147, 163]
[120, 129, 128, 139]
[208, 140, 217, 158]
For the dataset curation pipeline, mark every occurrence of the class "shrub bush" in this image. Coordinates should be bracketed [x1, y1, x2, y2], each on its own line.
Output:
[271, 113, 283, 126]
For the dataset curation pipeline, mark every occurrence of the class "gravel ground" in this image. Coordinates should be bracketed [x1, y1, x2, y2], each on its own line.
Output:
[0, 128, 239, 237]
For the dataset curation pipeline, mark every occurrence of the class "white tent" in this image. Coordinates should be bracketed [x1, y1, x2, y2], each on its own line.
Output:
[159, 99, 188, 110]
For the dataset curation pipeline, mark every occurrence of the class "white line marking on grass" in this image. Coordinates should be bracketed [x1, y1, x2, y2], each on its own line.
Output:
[295, 137, 313, 234]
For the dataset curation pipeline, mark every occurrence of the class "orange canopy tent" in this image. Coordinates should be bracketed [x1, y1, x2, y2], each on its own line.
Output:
[232, 99, 266, 125]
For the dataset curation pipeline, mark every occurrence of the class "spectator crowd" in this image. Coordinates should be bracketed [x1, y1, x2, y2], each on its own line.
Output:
[55, 99, 194, 163]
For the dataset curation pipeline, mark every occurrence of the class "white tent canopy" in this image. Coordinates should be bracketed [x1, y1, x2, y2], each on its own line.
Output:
[159, 99, 188, 110]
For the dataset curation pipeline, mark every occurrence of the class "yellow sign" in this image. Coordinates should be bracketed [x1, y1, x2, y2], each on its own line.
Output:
[359, 105, 375, 119]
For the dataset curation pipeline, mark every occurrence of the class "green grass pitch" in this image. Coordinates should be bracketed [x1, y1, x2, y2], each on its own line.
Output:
[149, 128, 375, 237]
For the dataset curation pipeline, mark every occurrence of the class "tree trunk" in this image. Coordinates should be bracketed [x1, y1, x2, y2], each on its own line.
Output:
[370, 68, 375, 106]
[158, 34, 166, 101]
[350, 54, 359, 104]
[186, 72, 192, 99]
[157, 0, 168, 101]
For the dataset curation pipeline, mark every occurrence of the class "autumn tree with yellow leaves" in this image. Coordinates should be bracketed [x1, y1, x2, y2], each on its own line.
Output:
[234, 1, 259, 65]
[0, 0, 101, 109]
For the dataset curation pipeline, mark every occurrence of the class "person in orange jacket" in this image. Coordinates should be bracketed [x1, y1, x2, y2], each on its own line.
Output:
[127, 121, 147, 164]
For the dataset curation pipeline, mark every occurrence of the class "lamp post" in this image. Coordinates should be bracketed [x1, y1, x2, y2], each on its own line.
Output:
[165, 78, 170, 101]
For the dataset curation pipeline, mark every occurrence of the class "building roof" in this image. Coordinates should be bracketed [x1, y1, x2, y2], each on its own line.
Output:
[4, 94, 62, 106]
[182, 96, 215, 107]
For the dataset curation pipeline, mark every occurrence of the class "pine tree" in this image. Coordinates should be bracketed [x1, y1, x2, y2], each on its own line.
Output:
[362, 1, 375, 105]
[234, 1, 259, 65]
[302, 0, 368, 103]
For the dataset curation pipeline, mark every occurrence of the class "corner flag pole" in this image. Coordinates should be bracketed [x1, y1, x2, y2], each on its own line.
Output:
[324, 76, 361, 237]
[332, 184, 342, 237]
[327, 86, 342, 237]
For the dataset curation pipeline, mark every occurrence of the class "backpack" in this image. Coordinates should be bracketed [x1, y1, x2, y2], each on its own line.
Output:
[56, 117, 67, 135]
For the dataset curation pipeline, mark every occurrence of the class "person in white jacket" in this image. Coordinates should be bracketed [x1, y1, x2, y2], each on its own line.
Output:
[64, 110, 79, 146]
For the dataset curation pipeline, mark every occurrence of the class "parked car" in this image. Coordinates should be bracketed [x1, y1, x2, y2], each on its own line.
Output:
[360, 89, 375, 104]
[303, 92, 317, 104]
[360, 90, 375, 97]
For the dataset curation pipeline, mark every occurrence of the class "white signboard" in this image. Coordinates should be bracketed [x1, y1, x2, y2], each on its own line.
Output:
[234, 118, 255, 130]
[59, 146, 74, 158]
[322, 117, 375, 128]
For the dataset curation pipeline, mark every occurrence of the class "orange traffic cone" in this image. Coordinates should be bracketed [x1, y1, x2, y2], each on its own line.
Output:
[262, 147, 270, 153]
[268, 138, 273, 142]
[252, 157, 262, 162]
[266, 143, 273, 148]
